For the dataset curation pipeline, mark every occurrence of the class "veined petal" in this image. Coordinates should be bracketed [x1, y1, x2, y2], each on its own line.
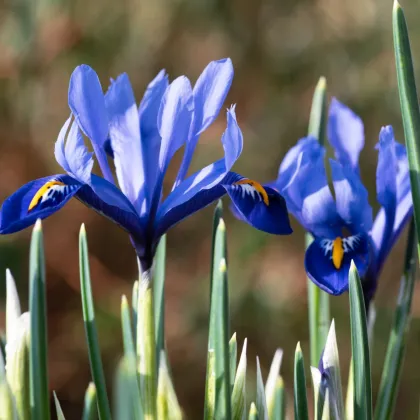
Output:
[224, 181, 292, 234]
[175, 59, 234, 183]
[305, 234, 371, 295]
[0, 175, 82, 234]
[221, 105, 243, 170]
[105, 73, 145, 209]
[328, 98, 364, 170]
[330, 159, 372, 233]
[55, 117, 94, 184]
[68, 65, 114, 182]
[280, 145, 339, 238]
[139, 70, 169, 209]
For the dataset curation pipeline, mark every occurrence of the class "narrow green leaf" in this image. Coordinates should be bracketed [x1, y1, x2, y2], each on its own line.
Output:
[157, 351, 182, 420]
[265, 349, 283, 418]
[276, 377, 286, 420]
[205, 211, 231, 419]
[349, 262, 372, 420]
[6, 313, 30, 420]
[320, 320, 344, 419]
[137, 271, 157, 419]
[231, 338, 247, 420]
[82, 383, 98, 420]
[121, 295, 136, 357]
[345, 361, 354, 420]
[307, 76, 330, 367]
[53, 392, 66, 420]
[29, 220, 50, 420]
[310, 367, 324, 420]
[229, 333, 237, 393]
[79, 224, 112, 420]
[256, 357, 268, 420]
[294, 342, 309, 420]
[132, 281, 139, 345]
[321, 390, 331, 420]
[114, 358, 134, 420]
[374, 219, 416, 420]
[393, 0, 420, 256]
[248, 403, 259, 420]
[204, 349, 216, 419]
[154, 235, 167, 365]
[6, 269, 21, 344]
[0, 350, 16, 420]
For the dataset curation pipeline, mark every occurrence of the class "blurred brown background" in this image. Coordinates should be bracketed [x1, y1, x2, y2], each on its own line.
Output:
[1, 0, 420, 418]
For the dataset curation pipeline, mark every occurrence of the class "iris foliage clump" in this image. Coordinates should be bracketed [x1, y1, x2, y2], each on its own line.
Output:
[0, 1, 420, 419]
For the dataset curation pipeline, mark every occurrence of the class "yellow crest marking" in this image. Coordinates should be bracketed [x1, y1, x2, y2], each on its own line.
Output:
[28, 181, 65, 211]
[234, 179, 270, 205]
[332, 237, 344, 269]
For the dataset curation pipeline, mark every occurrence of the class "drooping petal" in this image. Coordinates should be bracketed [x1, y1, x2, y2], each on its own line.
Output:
[328, 98, 364, 170]
[175, 59, 234, 182]
[0, 175, 82, 234]
[224, 182, 292, 235]
[105, 73, 145, 210]
[280, 144, 340, 238]
[68, 65, 114, 182]
[305, 234, 371, 295]
[54, 116, 73, 174]
[154, 172, 292, 242]
[158, 107, 243, 217]
[330, 159, 372, 233]
[139, 70, 169, 210]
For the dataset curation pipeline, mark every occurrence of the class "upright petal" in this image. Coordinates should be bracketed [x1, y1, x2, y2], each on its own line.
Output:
[328, 98, 364, 170]
[55, 118, 94, 185]
[68, 65, 114, 182]
[158, 107, 243, 218]
[139, 70, 169, 209]
[105, 74, 145, 211]
[0, 175, 82, 234]
[280, 144, 340, 238]
[305, 234, 371, 295]
[330, 159, 372, 233]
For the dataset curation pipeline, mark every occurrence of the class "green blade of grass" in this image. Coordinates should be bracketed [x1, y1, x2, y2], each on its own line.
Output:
[132, 281, 139, 345]
[349, 262, 372, 420]
[114, 357, 139, 420]
[82, 383, 98, 420]
[79, 225, 112, 420]
[0, 349, 16, 419]
[256, 357, 268, 420]
[307, 76, 330, 366]
[374, 219, 416, 420]
[28, 220, 50, 420]
[393, 0, 420, 256]
[276, 377, 286, 420]
[229, 333, 237, 394]
[137, 270, 157, 419]
[153, 234, 167, 365]
[265, 349, 283, 419]
[231, 338, 247, 420]
[205, 204, 231, 420]
[157, 351, 182, 420]
[248, 403, 259, 420]
[121, 295, 136, 357]
[294, 342, 309, 420]
[53, 392, 66, 420]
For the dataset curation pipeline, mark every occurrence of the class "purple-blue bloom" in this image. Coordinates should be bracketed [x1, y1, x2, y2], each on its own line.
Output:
[274, 98, 412, 297]
[0, 60, 292, 271]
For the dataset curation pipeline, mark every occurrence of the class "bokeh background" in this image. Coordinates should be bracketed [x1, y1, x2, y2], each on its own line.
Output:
[1, 0, 420, 417]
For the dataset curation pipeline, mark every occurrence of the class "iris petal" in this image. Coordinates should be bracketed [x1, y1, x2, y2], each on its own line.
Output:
[175, 59, 234, 182]
[305, 234, 371, 295]
[328, 98, 364, 170]
[224, 182, 292, 235]
[0, 175, 82, 234]
[68, 65, 114, 182]
[105, 73, 145, 210]
[280, 145, 339, 238]
[139, 70, 169, 210]
[330, 159, 372, 233]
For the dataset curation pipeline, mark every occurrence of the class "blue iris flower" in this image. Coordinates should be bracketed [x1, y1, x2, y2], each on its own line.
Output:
[274, 98, 412, 297]
[0, 60, 292, 271]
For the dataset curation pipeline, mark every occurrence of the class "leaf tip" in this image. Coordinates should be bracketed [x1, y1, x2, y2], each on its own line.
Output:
[34, 218, 42, 232]
[86, 382, 96, 398]
[317, 76, 327, 90]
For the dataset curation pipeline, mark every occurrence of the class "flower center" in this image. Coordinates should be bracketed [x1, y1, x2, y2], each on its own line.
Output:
[234, 179, 269, 205]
